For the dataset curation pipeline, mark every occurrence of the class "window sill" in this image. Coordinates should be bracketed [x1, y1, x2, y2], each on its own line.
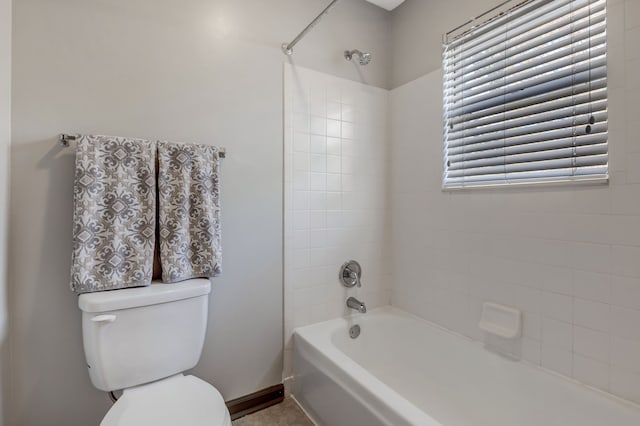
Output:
[442, 175, 609, 191]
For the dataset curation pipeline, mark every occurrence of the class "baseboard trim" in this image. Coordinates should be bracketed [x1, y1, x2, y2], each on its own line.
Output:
[226, 384, 285, 421]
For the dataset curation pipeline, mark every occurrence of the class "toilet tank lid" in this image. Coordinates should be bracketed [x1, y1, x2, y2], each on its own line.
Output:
[78, 279, 211, 313]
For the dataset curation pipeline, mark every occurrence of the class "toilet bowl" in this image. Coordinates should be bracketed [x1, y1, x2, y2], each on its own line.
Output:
[78, 279, 231, 426]
[101, 375, 231, 426]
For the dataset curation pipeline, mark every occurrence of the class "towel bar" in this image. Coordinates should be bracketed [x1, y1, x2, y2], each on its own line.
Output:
[58, 134, 227, 158]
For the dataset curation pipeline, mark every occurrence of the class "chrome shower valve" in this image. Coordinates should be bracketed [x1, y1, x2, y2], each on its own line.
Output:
[339, 260, 362, 288]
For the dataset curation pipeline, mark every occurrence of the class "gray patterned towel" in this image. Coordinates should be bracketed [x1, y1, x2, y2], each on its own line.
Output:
[70, 135, 156, 293]
[158, 141, 222, 283]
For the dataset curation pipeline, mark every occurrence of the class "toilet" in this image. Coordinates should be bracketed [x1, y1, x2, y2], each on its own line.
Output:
[78, 278, 232, 426]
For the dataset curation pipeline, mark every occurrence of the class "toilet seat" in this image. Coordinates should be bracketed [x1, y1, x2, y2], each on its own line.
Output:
[101, 374, 231, 426]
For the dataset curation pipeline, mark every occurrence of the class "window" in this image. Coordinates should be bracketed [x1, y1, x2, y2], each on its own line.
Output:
[442, 0, 607, 189]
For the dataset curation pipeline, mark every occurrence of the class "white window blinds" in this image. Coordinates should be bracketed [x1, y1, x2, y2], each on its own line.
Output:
[442, 0, 607, 189]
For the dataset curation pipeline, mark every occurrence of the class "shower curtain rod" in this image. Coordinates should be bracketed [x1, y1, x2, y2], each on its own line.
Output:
[282, 0, 341, 55]
[58, 134, 227, 158]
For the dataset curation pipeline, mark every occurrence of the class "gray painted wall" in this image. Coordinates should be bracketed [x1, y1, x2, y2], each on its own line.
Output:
[7, 0, 390, 425]
[0, 0, 10, 425]
[390, 0, 497, 88]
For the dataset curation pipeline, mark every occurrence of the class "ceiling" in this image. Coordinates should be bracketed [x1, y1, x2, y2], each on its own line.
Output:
[364, 0, 406, 11]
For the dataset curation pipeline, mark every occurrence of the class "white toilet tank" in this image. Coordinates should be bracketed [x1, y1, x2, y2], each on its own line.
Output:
[78, 279, 211, 392]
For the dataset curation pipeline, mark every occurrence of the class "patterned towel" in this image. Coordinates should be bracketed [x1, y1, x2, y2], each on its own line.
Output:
[70, 135, 156, 293]
[158, 141, 222, 283]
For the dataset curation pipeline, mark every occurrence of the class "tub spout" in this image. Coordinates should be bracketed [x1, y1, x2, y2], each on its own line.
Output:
[346, 297, 367, 314]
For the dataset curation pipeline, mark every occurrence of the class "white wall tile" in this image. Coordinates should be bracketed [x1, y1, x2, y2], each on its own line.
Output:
[293, 172, 309, 191]
[573, 298, 610, 332]
[327, 174, 341, 192]
[293, 211, 309, 230]
[309, 192, 326, 211]
[326, 137, 341, 156]
[626, 27, 640, 60]
[309, 211, 326, 229]
[611, 336, 640, 373]
[310, 135, 326, 154]
[326, 192, 341, 210]
[541, 292, 573, 323]
[310, 173, 326, 191]
[611, 184, 640, 216]
[611, 245, 640, 278]
[611, 275, 640, 310]
[611, 306, 640, 341]
[294, 133, 309, 152]
[541, 344, 573, 377]
[310, 116, 326, 136]
[626, 60, 640, 90]
[309, 230, 326, 249]
[327, 155, 341, 174]
[541, 266, 572, 295]
[513, 284, 541, 312]
[342, 122, 355, 139]
[626, 0, 640, 29]
[327, 119, 341, 138]
[327, 102, 341, 120]
[389, 16, 640, 404]
[611, 368, 640, 403]
[573, 354, 609, 391]
[292, 231, 309, 250]
[522, 312, 541, 340]
[573, 270, 611, 303]
[625, 152, 640, 183]
[542, 317, 573, 350]
[284, 65, 390, 379]
[568, 243, 611, 275]
[573, 326, 609, 363]
[310, 154, 326, 173]
[294, 191, 310, 210]
[521, 337, 541, 365]
[294, 152, 309, 171]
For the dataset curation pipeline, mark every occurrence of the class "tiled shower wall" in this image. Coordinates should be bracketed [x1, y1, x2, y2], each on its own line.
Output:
[390, 0, 640, 404]
[283, 65, 391, 379]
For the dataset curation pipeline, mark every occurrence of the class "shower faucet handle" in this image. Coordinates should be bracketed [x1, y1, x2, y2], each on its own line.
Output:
[349, 270, 361, 287]
[340, 260, 362, 288]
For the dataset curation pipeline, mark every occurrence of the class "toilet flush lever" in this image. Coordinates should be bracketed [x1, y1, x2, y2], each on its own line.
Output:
[91, 314, 116, 323]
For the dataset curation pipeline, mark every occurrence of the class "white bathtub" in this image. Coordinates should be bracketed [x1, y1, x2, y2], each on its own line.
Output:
[292, 306, 640, 426]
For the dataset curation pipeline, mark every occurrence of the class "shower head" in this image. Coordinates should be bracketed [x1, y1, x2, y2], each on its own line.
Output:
[344, 49, 372, 66]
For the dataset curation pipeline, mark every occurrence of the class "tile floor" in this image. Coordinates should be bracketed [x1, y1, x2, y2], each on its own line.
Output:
[232, 397, 314, 426]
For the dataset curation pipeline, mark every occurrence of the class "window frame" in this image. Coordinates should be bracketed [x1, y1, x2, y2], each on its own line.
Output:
[442, 0, 608, 190]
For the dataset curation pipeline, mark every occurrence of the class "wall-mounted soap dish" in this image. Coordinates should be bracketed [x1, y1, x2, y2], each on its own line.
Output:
[478, 302, 522, 339]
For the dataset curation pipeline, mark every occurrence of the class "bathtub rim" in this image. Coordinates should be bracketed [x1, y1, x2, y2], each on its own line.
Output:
[293, 305, 640, 423]
[378, 306, 640, 411]
[293, 309, 442, 426]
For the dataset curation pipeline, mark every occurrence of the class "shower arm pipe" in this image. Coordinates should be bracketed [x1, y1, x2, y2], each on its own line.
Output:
[282, 0, 341, 55]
